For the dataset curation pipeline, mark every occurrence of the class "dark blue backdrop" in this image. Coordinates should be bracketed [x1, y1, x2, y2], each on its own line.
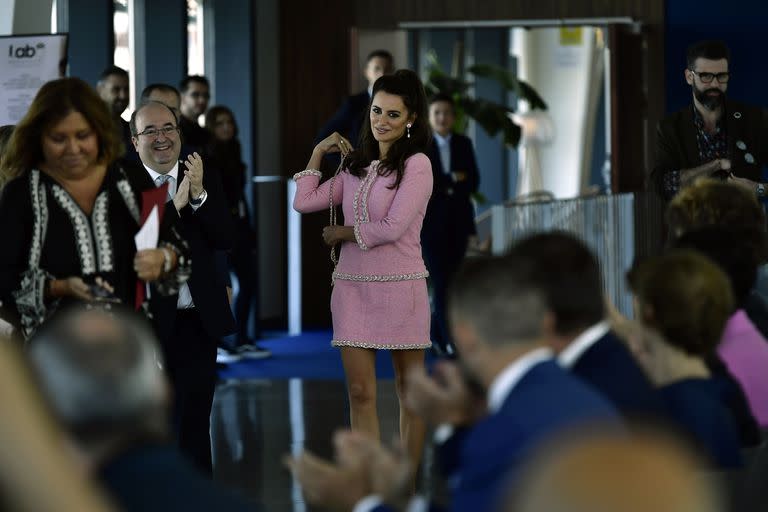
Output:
[665, 0, 768, 113]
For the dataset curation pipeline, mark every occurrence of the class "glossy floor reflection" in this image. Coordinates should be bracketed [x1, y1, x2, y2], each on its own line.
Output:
[211, 378, 404, 512]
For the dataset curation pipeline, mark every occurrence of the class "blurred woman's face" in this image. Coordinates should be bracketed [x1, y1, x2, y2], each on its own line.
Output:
[40, 111, 99, 177]
[212, 112, 235, 142]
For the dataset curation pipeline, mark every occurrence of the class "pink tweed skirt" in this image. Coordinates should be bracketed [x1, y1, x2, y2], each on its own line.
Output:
[330, 278, 432, 350]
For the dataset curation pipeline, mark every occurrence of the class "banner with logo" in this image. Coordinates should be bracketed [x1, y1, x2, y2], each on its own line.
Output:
[0, 34, 68, 126]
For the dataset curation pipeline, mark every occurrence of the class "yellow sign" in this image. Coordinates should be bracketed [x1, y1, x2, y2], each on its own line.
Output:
[560, 27, 583, 46]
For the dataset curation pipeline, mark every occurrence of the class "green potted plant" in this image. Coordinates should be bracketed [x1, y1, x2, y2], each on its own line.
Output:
[423, 50, 547, 149]
[423, 50, 548, 204]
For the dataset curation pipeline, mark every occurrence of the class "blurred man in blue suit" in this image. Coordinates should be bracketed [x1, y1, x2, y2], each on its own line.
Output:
[511, 232, 665, 420]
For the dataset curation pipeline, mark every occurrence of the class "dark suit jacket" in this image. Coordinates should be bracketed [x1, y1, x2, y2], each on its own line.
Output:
[422, 134, 480, 257]
[119, 118, 133, 159]
[707, 355, 761, 447]
[659, 378, 743, 469]
[99, 443, 257, 512]
[125, 160, 236, 341]
[315, 90, 370, 147]
[651, 99, 768, 199]
[179, 115, 211, 155]
[439, 359, 621, 512]
[570, 331, 665, 419]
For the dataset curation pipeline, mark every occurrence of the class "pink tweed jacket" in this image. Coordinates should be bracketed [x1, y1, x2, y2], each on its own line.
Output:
[293, 153, 433, 281]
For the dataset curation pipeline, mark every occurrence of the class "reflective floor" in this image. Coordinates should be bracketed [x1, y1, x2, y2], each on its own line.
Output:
[211, 378, 405, 512]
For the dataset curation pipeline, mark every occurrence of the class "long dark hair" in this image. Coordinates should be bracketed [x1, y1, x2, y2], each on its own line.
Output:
[204, 105, 244, 174]
[345, 69, 430, 189]
[205, 105, 239, 140]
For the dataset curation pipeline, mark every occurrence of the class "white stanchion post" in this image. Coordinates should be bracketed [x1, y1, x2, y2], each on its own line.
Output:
[491, 204, 507, 255]
[287, 180, 302, 336]
[289, 378, 306, 512]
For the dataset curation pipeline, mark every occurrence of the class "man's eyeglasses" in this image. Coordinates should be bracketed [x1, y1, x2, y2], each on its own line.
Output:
[136, 125, 179, 138]
[689, 70, 730, 84]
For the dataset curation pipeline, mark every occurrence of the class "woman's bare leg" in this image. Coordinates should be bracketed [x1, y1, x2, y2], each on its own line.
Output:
[391, 349, 427, 472]
[340, 346, 380, 441]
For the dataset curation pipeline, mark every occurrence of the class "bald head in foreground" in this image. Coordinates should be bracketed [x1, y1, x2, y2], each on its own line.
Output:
[509, 428, 722, 512]
[28, 306, 255, 512]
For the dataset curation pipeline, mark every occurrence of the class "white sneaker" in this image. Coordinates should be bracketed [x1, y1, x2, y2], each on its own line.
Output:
[216, 347, 242, 364]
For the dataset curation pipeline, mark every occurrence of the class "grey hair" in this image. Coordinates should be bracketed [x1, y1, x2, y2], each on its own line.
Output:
[449, 256, 548, 346]
[28, 307, 167, 442]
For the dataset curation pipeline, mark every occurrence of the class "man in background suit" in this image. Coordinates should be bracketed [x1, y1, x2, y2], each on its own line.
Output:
[136, 84, 265, 364]
[315, 49, 394, 150]
[179, 75, 212, 152]
[121, 83, 189, 163]
[510, 232, 664, 419]
[96, 65, 132, 156]
[130, 100, 236, 474]
[288, 255, 621, 512]
[423, 93, 480, 356]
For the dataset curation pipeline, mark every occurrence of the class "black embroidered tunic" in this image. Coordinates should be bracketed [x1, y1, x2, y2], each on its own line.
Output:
[0, 164, 190, 338]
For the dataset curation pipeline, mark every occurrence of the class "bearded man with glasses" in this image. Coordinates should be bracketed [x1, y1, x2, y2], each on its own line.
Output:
[652, 40, 768, 200]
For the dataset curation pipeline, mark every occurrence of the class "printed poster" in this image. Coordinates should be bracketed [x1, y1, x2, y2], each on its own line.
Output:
[0, 34, 68, 125]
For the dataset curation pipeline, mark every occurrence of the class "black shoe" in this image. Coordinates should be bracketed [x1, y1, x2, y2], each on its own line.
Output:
[430, 343, 456, 359]
[235, 344, 271, 360]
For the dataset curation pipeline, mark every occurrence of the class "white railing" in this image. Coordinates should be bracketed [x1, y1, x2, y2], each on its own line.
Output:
[478, 193, 636, 316]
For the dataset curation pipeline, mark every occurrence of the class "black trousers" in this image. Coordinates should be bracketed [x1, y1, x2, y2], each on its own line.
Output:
[423, 236, 469, 354]
[163, 308, 218, 475]
[229, 224, 259, 344]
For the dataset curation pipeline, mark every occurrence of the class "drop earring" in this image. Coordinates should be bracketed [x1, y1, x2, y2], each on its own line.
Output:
[406, 123, 412, 139]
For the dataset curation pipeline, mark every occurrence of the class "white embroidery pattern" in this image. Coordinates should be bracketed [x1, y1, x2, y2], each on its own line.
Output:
[91, 192, 114, 271]
[353, 223, 368, 251]
[331, 339, 432, 350]
[13, 171, 54, 338]
[358, 165, 378, 223]
[351, 164, 378, 250]
[116, 178, 140, 222]
[332, 270, 429, 282]
[28, 170, 48, 268]
[293, 169, 322, 180]
[51, 185, 96, 275]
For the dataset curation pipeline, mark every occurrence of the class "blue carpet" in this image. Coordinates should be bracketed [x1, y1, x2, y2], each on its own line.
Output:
[218, 330, 435, 380]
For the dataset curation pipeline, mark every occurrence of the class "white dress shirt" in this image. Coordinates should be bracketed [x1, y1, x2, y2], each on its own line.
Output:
[432, 132, 453, 177]
[557, 321, 611, 369]
[143, 161, 205, 310]
[486, 347, 554, 413]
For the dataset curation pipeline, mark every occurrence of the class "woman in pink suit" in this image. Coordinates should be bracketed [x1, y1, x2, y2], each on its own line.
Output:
[293, 69, 432, 468]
